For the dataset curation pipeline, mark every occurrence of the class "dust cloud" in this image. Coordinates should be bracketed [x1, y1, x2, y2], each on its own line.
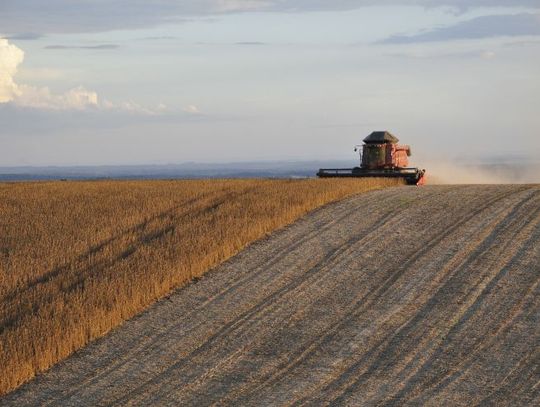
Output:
[422, 160, 540, 185]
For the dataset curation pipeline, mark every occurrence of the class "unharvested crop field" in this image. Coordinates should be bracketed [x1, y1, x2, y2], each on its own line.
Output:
[0, 178, 399, 396]
[2, 184, 538, 406]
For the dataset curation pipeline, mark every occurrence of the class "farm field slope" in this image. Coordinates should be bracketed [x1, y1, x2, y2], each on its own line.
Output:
[0, 178, 400, 396]
[2, 184, 540, 406]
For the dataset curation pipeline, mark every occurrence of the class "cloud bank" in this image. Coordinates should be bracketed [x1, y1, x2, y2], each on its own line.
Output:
[44, 44, 120, 50]
[382, 13, 540, 43]
[1, 1, 539, 34]
[4, 32, 44, 41]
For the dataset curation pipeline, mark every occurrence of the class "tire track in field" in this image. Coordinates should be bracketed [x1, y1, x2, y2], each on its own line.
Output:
[220, 188, 538, 406]
[318, 190, 540, 406]
[391, 203, 540, 406]
[228, 187, 534, 406]
[2, 185, 539, 407]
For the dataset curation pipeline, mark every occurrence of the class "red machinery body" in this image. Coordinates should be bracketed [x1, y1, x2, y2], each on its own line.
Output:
[317, 131, 426, 185]
[361, 143, 411, 169]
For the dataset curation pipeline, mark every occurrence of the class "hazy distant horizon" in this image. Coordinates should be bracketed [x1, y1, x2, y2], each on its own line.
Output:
[1, 158, 539, 184]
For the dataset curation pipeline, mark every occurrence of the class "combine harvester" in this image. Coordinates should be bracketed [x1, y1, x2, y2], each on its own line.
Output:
[317, 131, 426, 185]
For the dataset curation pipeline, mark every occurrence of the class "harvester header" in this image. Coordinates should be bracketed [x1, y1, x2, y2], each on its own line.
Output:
[317, 131, 426, 185]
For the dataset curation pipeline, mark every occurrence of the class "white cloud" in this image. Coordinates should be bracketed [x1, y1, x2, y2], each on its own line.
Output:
[182, 104, 201, 114]
[380, 13, 540, 43]
[0, 38, 162, 113]
[15, 84, 99, 110]
[101, 99, 168, 115]
[0, 38, 24, 102]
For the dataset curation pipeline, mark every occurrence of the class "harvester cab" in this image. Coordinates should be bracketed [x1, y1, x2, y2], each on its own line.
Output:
[317, 131, 426, 185]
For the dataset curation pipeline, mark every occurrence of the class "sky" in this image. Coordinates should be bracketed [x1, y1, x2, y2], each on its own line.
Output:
[0, 1, 539, 166]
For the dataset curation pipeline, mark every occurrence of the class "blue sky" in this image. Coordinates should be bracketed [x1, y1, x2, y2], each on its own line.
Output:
[1, 1, 539, 166]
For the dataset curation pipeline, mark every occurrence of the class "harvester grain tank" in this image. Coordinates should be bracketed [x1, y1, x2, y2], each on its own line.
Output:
[317, 131, 426, 185]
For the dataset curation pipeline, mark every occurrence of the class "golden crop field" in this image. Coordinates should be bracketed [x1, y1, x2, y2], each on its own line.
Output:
[0, 178, 401, 395]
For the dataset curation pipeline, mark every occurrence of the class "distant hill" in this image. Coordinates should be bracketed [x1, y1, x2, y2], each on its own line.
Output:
[1, 160, 538, 183]
[0, 161, 351, 181]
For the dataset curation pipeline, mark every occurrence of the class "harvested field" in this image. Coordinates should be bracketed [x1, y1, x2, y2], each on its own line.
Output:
[0, 178, 399, 396]
[2, 184, 540, 406]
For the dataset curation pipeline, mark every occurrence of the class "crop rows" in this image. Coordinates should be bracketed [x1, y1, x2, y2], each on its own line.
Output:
[0, 178, 399, 395]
